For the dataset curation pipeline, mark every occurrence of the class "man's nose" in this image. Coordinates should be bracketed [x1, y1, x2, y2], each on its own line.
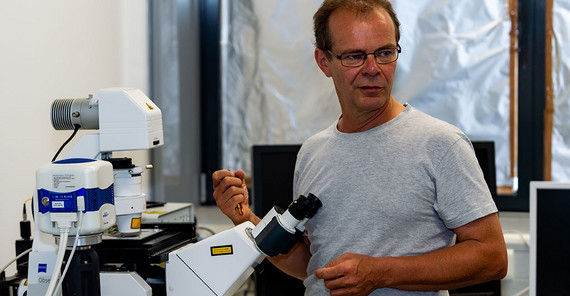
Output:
[362, 54, 380, 75]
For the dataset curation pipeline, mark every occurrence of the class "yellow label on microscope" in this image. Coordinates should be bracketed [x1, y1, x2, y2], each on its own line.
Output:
[210, 245, 233, 256]
[131, 217, 141, 229]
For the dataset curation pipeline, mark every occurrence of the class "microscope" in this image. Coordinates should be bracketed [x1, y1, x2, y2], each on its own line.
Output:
[27, 88, 163, 296]
[23, 87, 323, 296]
[166, 193, 322, 296]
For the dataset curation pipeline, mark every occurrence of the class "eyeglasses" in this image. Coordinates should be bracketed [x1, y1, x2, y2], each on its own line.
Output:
[328, 45, 402, 67]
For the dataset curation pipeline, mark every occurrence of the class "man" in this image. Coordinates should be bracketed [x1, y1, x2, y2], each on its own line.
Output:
[212, 0, 508, 295]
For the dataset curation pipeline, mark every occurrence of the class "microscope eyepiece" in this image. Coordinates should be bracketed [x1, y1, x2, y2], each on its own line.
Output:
[287, 193, 322, 220]
[304, 193, 322, 218]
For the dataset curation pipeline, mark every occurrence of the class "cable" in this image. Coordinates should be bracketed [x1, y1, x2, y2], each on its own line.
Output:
[45, 227, 69, 296]
[20, 200, 32, 240]
[22, 198, 32, 221]
[197, 226, 216, 235]
[26, 195, 36, 222]
[51, 124, 81, 162]
[52, 196, 85, 296]
[0, 248, 32, 274]
[53, 209, 84, 296]
[0, 197, 36, 274]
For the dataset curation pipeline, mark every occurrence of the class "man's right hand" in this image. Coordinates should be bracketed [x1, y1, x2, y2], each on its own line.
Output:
[213, 170, 311, 281]
[212, 169, 259, 225]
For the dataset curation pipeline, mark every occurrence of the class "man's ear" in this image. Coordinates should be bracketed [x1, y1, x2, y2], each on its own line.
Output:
[315, 48, 332, 77]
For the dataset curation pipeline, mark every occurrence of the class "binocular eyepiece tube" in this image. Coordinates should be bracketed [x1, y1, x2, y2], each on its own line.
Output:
[287, 193, 322, 220]
[254, 193, 322, 257]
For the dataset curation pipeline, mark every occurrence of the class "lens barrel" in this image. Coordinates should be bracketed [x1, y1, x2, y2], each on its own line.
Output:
[287, 193, 322, 220]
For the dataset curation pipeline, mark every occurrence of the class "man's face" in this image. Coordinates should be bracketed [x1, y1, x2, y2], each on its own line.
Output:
[315, 8, 398, 119]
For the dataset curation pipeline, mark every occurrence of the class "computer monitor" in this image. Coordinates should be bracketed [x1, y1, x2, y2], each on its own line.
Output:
[251, 144, 303, 296]
[471, 141, 497, 201]
[251, 142, 496, 212]
[251, 144, 302, 216]
[529, 181, 570, 295]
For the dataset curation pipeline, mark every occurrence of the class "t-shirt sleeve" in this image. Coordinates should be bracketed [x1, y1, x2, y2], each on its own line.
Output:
[433, 135, 498, 229]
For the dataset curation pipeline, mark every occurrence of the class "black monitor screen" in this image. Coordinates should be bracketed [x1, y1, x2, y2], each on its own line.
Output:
[251, 144, 304, 296]
[251, 141, 497, 211]
[251, 144, 302, 216]
[532, 186, 570, 295]
[471, 141, 497, 201]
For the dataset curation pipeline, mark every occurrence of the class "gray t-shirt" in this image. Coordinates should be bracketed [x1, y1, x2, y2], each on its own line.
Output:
[293, 105, 497, 296]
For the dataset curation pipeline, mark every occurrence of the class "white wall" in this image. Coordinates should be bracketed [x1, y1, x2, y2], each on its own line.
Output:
[0, 0, 149, 276]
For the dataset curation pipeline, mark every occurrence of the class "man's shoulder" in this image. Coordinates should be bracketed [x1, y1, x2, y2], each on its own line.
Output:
[400, 107, 472, 155]
[296, 122, 337, 163]
[406, 106, 458, 129]
[405, 106, 466, 138]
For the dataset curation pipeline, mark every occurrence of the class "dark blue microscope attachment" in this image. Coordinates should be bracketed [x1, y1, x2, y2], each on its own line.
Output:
[254, 193, 322, 257]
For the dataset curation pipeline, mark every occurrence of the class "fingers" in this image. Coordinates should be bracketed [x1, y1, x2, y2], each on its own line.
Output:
[315, 261, 345, 281]
[212, 172, 246, 205]
[212, 169, 247, 191]
[315, 264, 352, 295]
[233, 169, 248, 194]
[315, 253, 377, 296]
[212, 170, 234, 188]
[212, 169, 250, 224]
[216, 182, 247, 206]
[234, 169, 246, 180]
[315, 255, 351, 291]
[316, 253, 353, 279]
[325, 253, 348, 268]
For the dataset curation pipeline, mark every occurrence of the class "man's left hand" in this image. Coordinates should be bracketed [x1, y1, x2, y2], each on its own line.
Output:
[315, 253, 384, 296]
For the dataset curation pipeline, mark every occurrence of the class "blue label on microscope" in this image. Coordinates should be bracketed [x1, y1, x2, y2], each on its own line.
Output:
[39, 189, 81, 213]
[38, 186, 114, 213]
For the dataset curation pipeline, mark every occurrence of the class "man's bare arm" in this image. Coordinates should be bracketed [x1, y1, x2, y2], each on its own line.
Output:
[315, 213, 508, 295]
[268, 236, 312, 280]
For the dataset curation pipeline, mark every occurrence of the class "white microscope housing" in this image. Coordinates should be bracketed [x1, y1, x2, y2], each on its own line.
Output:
[52, 87, 163, 233]
[36, 158, 116, 236]
[166, 193, 322, 296]
[28, 158, 116, 296]
[27, 88, 164, 296]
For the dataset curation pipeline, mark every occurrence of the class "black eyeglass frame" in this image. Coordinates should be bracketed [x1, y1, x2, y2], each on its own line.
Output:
[327, 45, 402, 67]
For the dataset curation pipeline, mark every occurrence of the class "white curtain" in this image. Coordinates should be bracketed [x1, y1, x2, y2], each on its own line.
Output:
[221, 0, 512, 186]
[552, 0, 570, 181]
